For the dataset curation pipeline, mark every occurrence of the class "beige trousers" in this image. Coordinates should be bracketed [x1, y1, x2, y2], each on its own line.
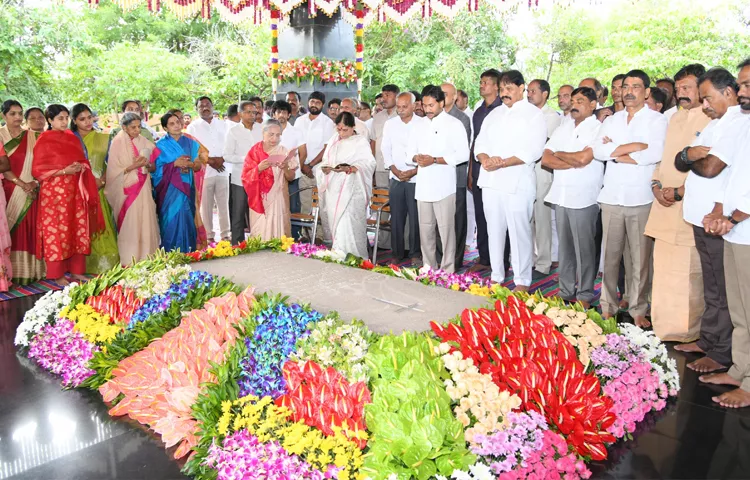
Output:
[299, 173, 327, 241]
[418, 194, 456, 273]
[600, 203, 654, 317]
[725, 241, 750, 392]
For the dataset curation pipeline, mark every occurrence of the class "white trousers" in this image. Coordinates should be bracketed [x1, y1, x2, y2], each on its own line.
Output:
[483, 188, 535, 286]
[466, 189, 477, 248]
[201, 176, 231, 242]
[418, 194, 456, 273]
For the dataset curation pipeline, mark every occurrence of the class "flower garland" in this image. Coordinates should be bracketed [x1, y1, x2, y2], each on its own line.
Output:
[291, 316, 373, 383]
[15, 282, 78, 348]
[27, 319, 98, 387]
[270, 57, 358, 85]
[239, 303, 323, 398]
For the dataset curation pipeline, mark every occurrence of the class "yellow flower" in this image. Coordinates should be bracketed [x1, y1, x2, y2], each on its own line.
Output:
[280, 235, 295, 251]
[450, 283, 460, 291]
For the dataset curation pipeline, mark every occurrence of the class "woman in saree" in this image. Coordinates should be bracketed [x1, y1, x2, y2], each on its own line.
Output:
[151, 112, 201, 253]
[70, 103, 120, 273]
[1, 100, 46, 284]
[24, 107, 46, 134]
[32, 104, 105, 285]
[241, 119, 298, 241]
[168, 108, 208, 250]
[0, 147, 14, 290]
[314, 112, 376, 258]
[105, 112, 160, 266]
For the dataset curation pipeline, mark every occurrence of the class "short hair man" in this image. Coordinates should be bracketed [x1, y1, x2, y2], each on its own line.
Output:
[644, 63, 709, 341]
[369, 84, 400, 188]
[557, 84, 574, 117]
[374, 93, 384, 114]
[110, 99, 155, 142]
[407, 86, 469, 273]
[456, 89, 472, 116]
[272, 99, 308, 239]
[382, 92, 429, 266]
[598, 74, 628, 121]
[327, 98, 341, 121]
[528, 78, 563, 275]
[285, 91, 302, 124]
[474, 70, 548, 289]
[657, 77, 677, 111]
[340, 98, 370, 138]
[411, 90, 424, 117]
[187, 95, 231, 243]
[592, 69, 668, 328]
[541, 86, 604, 308]
[646, 87, 667, 113]
[226, 103, 240, 125]
[248, 96, 264, 124]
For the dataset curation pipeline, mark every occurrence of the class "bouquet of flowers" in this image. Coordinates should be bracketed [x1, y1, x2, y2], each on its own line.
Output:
[14, 282, 78, 348]
[619, 323, 680, 395]
[27, 319, 98, 387]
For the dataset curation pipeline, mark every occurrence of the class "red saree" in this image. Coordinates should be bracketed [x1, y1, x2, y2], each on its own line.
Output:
[32, 130, 105, 271]
[241, 142, 275, 215]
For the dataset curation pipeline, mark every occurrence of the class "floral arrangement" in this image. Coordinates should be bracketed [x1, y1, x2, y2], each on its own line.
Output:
[290, 316, 373, 383]
[271, 57, 358, 85]
[496, 429, 592, 479]
[276, 360, 371, 449]
[14, 282, 77, 348]
[181, 237, 288, 263]
[85, 285, 145, 324]
[59, 303, 121, 345]
[239, 302, 323, 398]
[439, 346, 522, 446]
[216, 395, 366, 479]
[470, 410, 547, 474]
[288, 241, 327, 258]
[591, 333, 669, 438]
[619, 323, 680, 395]
[117, 258, 191, 298]
[432, 297, 617, 460]
[127, 271, 215, 329]
[205, 429, 328, 480]
[27, 319, 98, 387]
[99, 288, 255, 459]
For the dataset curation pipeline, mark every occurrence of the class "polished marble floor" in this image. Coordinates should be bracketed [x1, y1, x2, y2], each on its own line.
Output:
[1, 295, 750, 480]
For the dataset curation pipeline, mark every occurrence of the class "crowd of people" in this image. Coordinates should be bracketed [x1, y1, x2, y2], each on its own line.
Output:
[1, 57, 750, 407]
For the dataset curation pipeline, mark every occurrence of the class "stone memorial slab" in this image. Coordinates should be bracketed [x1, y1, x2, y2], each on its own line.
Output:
[197, 251, 488, 334]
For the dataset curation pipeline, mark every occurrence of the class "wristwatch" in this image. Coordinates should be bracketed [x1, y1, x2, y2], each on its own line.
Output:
[680, 147, 694, 167]
[727, 214, 739, 225]
[673, 189, 683, 201]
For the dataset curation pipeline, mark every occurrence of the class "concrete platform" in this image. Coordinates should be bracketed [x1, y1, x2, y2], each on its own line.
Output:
[197, 251, 488, 334]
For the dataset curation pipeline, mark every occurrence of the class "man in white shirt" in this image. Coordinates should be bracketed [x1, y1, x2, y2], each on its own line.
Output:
[186, 96, 230, 243]
[699, 58, 750, 409]
[542, 87, 603, 308]
[407, 86, 469, 273]
[474, 70, 548, 289]
[225, 104, 240, 128]
[273, 100, 308, 239]
[676, 66, 749, 374]
[557, 84, 574, 118]
[369, 84, 400, 188]
[339, 98, 370, 139]
[591, 69, 668, 328]
[528, 79, 563, 276]
[223, 101, 262, 245]
[295, 91, 336, 241]
[382, 92, 428, 265]
[286, 92, 302, 125]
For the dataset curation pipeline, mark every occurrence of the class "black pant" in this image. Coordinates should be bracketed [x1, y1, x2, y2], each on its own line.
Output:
[694, 225, 732, 365]
[454, 164, 468, 269]
[389, 179, 420, 260]
[230, 183, 248, 245]
[289, 178, 302, 240]
[469, 160, 491, 266]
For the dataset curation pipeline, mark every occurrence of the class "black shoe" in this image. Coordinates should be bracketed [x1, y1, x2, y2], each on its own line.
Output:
[532, 269, 549, 281]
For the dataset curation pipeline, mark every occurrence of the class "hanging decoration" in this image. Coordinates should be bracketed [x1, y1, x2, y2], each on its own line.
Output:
[270, 6, 280, 98]
[81, 0, 538, 24]
[354, 0, 364, 99]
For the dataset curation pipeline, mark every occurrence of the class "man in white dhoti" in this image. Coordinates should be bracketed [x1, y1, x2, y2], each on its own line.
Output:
[314, 112, 376, 258]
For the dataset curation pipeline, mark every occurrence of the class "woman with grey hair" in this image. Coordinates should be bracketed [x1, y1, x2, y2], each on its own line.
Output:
[105, 111, 160, 265]
[241, 119, 298, 240]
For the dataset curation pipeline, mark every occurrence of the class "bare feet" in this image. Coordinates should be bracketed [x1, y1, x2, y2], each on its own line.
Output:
[634, 315, 651, 328]
[699, 372, 741, 387]
[71, 274, 89, 283]
[468, 263, 490, 273]
[619, 299, 629, 311]
[580, 300, 591, 310]
[55, 277, 70, 286]
[513, 285, 529, 293]
[713, 388, 750, 408]
[687, 356, 727, 373]
[674, 341, 705, 353]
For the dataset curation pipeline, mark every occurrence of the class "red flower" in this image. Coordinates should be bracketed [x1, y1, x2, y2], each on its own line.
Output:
[388, 264, 400, 272]
[360, 260, 374, 270]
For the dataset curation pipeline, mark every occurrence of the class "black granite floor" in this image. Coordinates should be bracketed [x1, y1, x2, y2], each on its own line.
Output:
[1, 296, 750, 480]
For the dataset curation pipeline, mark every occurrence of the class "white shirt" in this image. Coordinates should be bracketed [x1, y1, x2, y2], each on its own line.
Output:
[664, 105, 678, 121]
[683, 106, 749, 227]
[407, 112, 469, 202]
[541, 104, 563, 139]
[592, 106, 668, 206]
[474, 100, 547, 194]
[544, 115, 604, 209]
[365, 117, 374, 132]
[381, 114, 430, 184]
[223, 122, 262, 186]
[354, 117, 370, 140]
[294, 113, 335, 166]
[369, 109, 399, 172]
[719, 121, 750, 244]
[279, 123, 305, 180]
[186, 118, 229, 178]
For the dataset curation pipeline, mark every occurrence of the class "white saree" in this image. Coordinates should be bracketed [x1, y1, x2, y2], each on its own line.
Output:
[315, 134, 376, 258]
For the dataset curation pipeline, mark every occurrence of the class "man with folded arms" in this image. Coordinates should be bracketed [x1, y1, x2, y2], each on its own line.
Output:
[542, 87, 603, 308]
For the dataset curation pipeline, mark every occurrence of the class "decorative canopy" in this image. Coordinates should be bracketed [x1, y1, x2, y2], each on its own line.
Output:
[85, 0, 541, 25]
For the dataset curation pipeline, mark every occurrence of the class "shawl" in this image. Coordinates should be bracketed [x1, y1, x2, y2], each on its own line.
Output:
[32, 129, 105, 233]
[105, 129, 155, 231]
[0, 127, 37, 230]
[241, 141, 287, 215]
[151, 134, 198, 207]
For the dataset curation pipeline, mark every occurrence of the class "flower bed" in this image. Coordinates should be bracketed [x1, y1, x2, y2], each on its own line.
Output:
[16, 249, 680, 479]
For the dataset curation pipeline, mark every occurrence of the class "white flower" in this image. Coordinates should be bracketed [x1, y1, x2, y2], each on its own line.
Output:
[15, 282, 77, 347]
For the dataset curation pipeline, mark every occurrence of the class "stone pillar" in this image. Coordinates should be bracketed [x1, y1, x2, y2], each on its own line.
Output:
[278, 4, 357, 106]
